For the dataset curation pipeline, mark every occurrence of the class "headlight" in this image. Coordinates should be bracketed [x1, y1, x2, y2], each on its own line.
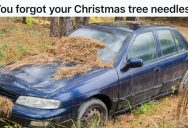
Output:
[16, 96, 61, 109]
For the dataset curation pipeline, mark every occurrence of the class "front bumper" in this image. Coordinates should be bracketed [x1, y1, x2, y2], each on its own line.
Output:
[9, 103, 80, 127]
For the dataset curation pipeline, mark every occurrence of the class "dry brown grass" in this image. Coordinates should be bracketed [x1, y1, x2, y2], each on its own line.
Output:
[0, 17, 58, 67]
[104, 95, 188, 128]
[0, 97, 13, 117]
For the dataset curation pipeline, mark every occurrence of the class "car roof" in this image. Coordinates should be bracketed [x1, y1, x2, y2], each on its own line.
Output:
[89, 21, 173, 32]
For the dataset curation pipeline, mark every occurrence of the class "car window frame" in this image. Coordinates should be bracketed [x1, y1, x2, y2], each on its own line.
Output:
[170, 30, 185, 53]
[156, 29, 182, 59]
[126, 31, 158, 65]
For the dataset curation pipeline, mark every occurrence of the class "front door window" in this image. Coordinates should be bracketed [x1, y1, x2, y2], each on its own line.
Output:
[128, 32, 157, 63]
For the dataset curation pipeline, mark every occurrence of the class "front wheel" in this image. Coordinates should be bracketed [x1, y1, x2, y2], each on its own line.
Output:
[77, 98, 108, 127]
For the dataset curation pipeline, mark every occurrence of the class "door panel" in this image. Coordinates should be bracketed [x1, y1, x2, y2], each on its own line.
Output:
[131, 61, 164, 104]
[161, 77, 181, 93]
[117, 60, 164, 111]
[156, 30, 188, 93]
[159, 52, 188, 93]
[117, 31, 163, 111]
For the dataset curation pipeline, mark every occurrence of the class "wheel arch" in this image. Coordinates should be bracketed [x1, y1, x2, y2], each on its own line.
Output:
[82, 94, 112, 113]
[179, 69, 188, 92]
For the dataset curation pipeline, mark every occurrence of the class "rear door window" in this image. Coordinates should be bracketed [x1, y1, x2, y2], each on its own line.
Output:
[171, 31, 185, 52]
[128, 32, 157, 63]
[157, 30, 177, 56]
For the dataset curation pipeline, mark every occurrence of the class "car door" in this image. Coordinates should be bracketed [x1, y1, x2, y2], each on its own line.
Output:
[171, 30, 188, 81]
[156, 30, 187, 93]
[116, 31, 164, 111]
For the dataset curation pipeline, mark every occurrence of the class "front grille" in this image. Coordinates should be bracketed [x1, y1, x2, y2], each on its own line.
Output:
[0, 87, 19, 101]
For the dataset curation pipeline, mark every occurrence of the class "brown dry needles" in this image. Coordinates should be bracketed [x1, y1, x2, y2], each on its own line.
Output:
[4, 36, 114, 80]
[0, 97, 14, 117]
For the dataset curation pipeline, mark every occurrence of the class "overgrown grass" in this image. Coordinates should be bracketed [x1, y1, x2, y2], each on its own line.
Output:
[104, 94, 188, 128]
[0, 17, 58, 68]
[0, 118, 21, 128]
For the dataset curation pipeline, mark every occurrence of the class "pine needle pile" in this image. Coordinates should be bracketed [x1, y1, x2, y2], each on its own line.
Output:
[4, 36, 114, 80]
[0, 97, 14, 117]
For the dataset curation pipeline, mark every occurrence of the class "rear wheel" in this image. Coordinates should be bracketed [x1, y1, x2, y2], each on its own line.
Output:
[77, 98, 108, 127]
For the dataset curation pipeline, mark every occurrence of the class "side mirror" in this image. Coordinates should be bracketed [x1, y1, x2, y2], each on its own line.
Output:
[121, 58, 143, 71]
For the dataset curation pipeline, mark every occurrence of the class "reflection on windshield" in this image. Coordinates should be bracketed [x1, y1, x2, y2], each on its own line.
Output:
[67, 28, 126, 62]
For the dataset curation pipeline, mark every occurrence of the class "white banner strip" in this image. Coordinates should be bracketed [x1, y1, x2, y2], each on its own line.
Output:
[0, 0, 188, 16]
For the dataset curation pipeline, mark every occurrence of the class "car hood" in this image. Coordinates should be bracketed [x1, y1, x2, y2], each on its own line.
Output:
[0, 62, 105, 97]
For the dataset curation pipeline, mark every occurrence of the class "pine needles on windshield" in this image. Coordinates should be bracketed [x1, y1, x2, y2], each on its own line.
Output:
[4, 36, 114, 80]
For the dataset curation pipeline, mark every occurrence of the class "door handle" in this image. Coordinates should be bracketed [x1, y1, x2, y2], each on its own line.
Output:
[154, 67, 161, 73]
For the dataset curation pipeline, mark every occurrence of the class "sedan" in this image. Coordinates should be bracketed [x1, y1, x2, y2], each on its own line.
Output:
[0, 21, 188, 127]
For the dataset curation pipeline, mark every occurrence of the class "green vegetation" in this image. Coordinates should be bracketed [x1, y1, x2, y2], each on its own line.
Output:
[25, 17, 33, 25]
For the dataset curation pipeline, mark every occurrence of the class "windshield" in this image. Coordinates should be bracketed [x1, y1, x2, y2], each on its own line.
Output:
[68, 27, 127, 62]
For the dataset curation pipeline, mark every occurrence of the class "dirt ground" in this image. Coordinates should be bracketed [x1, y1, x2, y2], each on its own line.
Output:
[177, 27, 188, 40]
[105, 95, 188, 128]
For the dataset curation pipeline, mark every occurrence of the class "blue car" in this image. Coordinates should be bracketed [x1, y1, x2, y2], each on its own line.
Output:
[0, 21, 188, 127]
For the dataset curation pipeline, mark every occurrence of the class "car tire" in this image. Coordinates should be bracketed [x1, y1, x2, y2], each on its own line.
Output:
[77, 98, 108, 127]
[179, 70, 188, 93]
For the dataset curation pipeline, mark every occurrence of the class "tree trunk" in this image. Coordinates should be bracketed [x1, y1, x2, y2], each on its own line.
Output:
[59, 17, 74, 39]
[115, 17, 124, 21]
[50, 17, 59, 37]
[126, 17, 139, 22]
[75, 17, 84, 29]
[23, 17, 26, 24]
[83, 17, 90, 25]
[75, 17, 90, 29]
[135, 17, 139, 22]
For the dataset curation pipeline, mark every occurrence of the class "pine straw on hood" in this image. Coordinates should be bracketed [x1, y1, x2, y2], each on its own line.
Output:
[0, 97, 14, 117]
[4, 36, 114, 80]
